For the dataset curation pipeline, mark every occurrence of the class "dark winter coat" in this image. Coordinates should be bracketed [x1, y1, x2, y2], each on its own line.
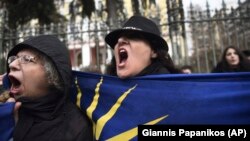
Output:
[211, 62, 250, 73]
[137, 61, 170, 76]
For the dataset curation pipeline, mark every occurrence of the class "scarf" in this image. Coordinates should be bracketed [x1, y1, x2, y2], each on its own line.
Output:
[13, 88, 64, 141]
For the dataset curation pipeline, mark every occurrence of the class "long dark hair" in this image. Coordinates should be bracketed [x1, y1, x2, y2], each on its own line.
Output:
[151, 47, 181, 73]
[212, 45, 250, 73]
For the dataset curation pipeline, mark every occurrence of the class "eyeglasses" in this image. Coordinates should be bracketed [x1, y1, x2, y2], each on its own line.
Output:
[8, 55, 36, 65]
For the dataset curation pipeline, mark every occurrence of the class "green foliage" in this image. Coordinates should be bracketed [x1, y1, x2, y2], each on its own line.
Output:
[80, 0, 95, 18]
[68, 0, 95, 20]
[0, 0, 66, 29]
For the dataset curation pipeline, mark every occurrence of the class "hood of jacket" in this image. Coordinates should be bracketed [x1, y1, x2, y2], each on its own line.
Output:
[6, 35, 72, 117]
[7, 35, 71, 88]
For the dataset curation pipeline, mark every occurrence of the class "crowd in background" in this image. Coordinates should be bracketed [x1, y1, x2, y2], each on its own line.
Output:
[179, 46, 250, 74]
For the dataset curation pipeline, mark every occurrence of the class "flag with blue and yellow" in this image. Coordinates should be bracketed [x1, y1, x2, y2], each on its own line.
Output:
[71, 71, 250, 141]
[0, 102, 15, 141]
[1, 72, 250, 141]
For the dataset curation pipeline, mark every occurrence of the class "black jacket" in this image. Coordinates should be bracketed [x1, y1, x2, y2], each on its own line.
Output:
[7, 35, 93, 141]
[137, 61, 170, 76]
[211, 62, 250, 73]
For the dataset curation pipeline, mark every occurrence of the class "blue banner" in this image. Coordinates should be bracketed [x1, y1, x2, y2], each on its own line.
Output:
[71, 71, 250, 141]
[1, 72, 250, 141]
[0, 102, 15, 141]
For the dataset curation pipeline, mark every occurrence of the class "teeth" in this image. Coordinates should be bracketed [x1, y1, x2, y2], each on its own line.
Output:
[119, 49, 126, 53]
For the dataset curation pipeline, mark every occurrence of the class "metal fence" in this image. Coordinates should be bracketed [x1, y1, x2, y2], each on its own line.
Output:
[167, 0, 250, 73]
[0, 1, 250, 74]
[0, 19, 114, 74]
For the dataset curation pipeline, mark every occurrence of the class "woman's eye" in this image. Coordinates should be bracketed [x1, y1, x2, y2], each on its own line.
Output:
[23, 56, 30, 62]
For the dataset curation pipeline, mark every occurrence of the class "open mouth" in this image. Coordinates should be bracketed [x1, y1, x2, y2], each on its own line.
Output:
[118, 48, 128, 64]
[8, 75, 21, 95]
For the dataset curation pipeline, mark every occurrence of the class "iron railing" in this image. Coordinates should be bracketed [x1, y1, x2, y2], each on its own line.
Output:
[0, 0, 250, 73]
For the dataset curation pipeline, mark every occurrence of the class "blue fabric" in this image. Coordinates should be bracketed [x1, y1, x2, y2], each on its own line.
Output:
[2, 71, 250, 141]
[0, 102, 15, 141]
[72, 71, 250, 141]
[2, 75, 11, 90]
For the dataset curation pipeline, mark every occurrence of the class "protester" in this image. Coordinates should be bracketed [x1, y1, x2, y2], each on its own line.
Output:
[211, 45, 250, 73]
[5, 35, 93, 141]
[105, 15, 180, 78]
[180, 65, 193, 74]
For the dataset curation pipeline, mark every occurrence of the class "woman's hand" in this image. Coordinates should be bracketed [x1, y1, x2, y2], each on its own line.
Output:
[6, 97, 22, 123]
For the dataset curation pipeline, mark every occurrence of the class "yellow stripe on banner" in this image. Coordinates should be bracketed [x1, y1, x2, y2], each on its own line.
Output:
[96, 85, 137, 140]
[86, 77, 103, 119]
[92, 121, 96, 140]
[106, 115, 168, 141]
[75, 77, 82, 108]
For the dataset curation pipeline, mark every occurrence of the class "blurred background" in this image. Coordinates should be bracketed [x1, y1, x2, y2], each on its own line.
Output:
[0, 0, 249, 73]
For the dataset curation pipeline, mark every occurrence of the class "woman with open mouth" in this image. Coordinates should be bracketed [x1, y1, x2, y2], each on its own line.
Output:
[4, 35, 93, 141]
[105, 15, 180, 79]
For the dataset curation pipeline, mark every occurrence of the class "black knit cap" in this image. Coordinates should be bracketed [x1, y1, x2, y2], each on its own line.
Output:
[105, 15, 168, 51]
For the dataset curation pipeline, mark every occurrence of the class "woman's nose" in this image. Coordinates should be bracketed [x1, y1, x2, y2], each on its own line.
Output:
[9, 59, 20, 71]
[116, 37, 129, 47]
